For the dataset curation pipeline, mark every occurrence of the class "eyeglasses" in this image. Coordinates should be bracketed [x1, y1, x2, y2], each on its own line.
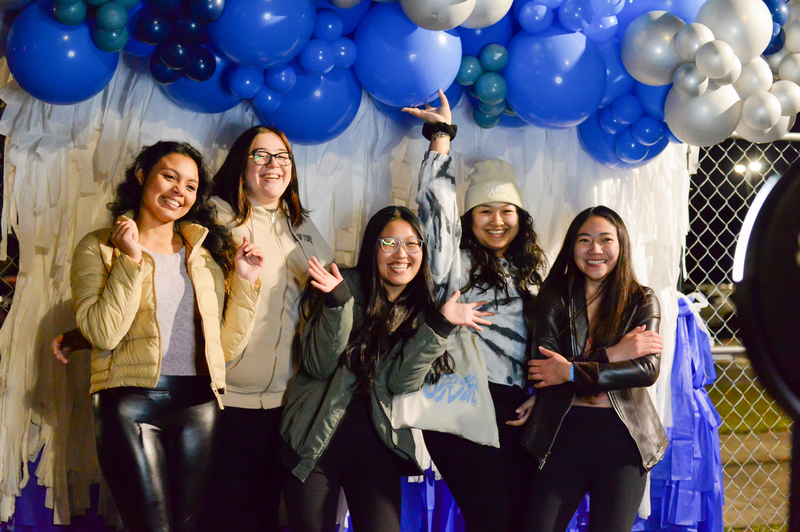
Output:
[249, 150, 293, 167]
[379, 237, 424, 254]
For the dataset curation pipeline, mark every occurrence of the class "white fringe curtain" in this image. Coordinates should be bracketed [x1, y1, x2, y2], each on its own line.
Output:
[0, 56, 690, 524]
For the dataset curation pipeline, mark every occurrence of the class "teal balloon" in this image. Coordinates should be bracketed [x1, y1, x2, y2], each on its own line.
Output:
[117, 0, 139, 8]
[457, 56, 483, 86]
[95, 0, 127, 31]
[478, 99, 506, 116]
[479, 43, 508, 72]
[473, 107, 501, 128]
[92, 25, 128, 51]
[54, 0, 80, 6]
[85, 0, 109, 6]
[475, 72, 507, 105]
[53, 0, 87, 24]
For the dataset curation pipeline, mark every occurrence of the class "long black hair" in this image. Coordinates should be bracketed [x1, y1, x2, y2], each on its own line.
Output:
[108, 141, 236, 282]
[211, 125, 309, 228]
[460, 206, 547, 310]
[536, 205, 644, 348]
[344, 206, 451, 394]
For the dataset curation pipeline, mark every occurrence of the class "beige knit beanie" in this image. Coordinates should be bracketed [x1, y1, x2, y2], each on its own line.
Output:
[464, 159, 524, 212]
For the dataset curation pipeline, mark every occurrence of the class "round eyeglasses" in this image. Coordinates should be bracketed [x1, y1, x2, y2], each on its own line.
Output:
[379, 237, 424, 254]
[249, 150, 293, 167]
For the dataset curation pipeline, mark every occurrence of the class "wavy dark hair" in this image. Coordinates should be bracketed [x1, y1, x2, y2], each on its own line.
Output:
[212, 125, 309, 228]
[460, 206, 547, 311]
[536, 205, 645, 348]
[107, 141, 236, 282]
[344, 206, 452, 394]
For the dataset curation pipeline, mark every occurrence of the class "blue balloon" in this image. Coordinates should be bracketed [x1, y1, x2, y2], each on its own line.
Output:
[615, 0, 704, 38]
[353, 3, 461, 107]
[584, 15, 617, 43]
[475, 72, 507, 105]
[299, 39, 336, 74]
[665, 124, 682, 143]
[123, 2, 156, 57]
[172, 15, 207, 45]
[764, 25, 785, 55]
[558, 0, 590, 32]
[765, 0, 789, 26]
[473, 107, 501, 128]
[134, 8, 170, 44]
[53, 0, 87, 25]
[430, 80, 464, 108]
[6, 0, 118, 105]
[266, 64, 298, 92]
[577, 109, 626, 166]
[630, 114, 666, 145]
[190, 0, 225, 23]
[315, 0, 371, 35]
[372, 97, 419, 128]
[92, 25, 128, 52]
[208, 0, 315, 69]
[517, 3, 553, 34]
[615, 128, 647, 163]
[150, 54, 181, 84]
[457, 56, 484, 86]
[610, 92, 643, 124]
[150, 0, 183, 13]
[597, 38, 634, 106]
[157, 40, 192, 69]
[598, 106, 627, 133]
[479, 43, 508, 72]
[162, 48, 240, 112]
[634, 81, 670, 121]
[457, 12, 513, 56]
[505, 26, 606, 129]
[252, 86, 282, 113]
[258, 67, 363, 145]
[314, 9, 344, 41]
[590, 0, 624, 17]
[227, 66, 263, 98]
[331, 37, 357, 68]
[185, 46, 216, 81]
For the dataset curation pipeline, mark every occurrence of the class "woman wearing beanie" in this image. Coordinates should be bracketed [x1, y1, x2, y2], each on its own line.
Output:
[403, 92, 548, 532]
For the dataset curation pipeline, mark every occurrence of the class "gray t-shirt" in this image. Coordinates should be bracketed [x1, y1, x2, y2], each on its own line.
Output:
[142, 245, 197, 376]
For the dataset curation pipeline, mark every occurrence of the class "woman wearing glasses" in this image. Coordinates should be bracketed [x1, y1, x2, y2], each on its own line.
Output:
[201, 126, 334, 532]
[279, 206, 491, 532]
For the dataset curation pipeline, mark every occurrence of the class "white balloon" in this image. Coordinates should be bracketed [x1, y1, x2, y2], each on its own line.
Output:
[665, 83, 743, 146]
[460, 0, 513, 28]
[785, 20, 800, 53]
[742, 90, 783, 129]
[695, 0, 773, 64]
[769, 79, 800, 114]
[735, 57, 774, 98]
[621, 11, 686, 86]
[790, 1, 800, 21]
[767, 47, 791, 74]
[778, 52, 800, 83]
[696, 40, 737, 79]
[736, 114, 795, 142]
[674, 23, 715, 62]
[400, 0, 477, 30]
[673, 63, 709, 97]
[715, 55, 742, 85]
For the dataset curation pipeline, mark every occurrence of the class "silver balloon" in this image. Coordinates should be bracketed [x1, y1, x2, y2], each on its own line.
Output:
[784, 19, 800, 53]
[696, 39, 737, 79]
[695, 0, 773, 64]
[460, 0, 513, 28]
[673, 63, 709, 97]
[621, 11, 685, 86]
[714, 55, 742, 85]
[742, 90, 783, 129]
[778, 52, 800, 83]
[674, 23, 715, 62]
[790, 2, 800, 21]
[769, 79, 800, 115]
[736, 114, 795, 142]
[767, 46, 791, 74]
[400, 0, 477, 30]
[664, 83, 743, 146]
[734, 57, 774, 99]
[331, 0, 364, 6]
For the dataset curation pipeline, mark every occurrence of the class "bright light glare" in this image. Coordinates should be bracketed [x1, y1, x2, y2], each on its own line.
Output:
[734, 164, 746, 173]
[749, 161, 763, 172]
[733, 174, 779, 282]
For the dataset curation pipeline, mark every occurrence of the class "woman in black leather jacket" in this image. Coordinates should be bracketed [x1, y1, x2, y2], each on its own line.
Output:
[521, 205, 668, 532]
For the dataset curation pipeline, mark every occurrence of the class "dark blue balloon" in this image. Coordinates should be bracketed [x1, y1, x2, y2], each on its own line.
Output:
[610, 92, 643, 124]
[208, 0, 315, 69]
[299, 39, 335, 74]
[162, 48, 241, 112]
[615, 128, 647, 163]
[227, 66, 263, 98]
[123, 1, 155, 56]
[764, 25, 785, 55]
[172, 15, 207, 45]
[372, 97, 419, 128]
[265, 64, 298, 93]
[258, 67, 363, 145]
[150, 54, 182, 84]
[134, 8, 171, 44]
[457, 12, 513, 56]
[331, 37, 356, 68]
[429, 79, 464, 108]
[157, 40, 192, 69]
[315, 0, 371, 35]
[92, 25, 128, 51]
[252, 86, 282, 113]
[630, 114, 666, 145]
[185, 46, 216, 81]
[578, 109, 626, 166]
[634, 81, 670, 121]
[190, 0, 225, 24]
[765, 0, 789, 26]
[598, 106, 627, 133]
[7, 0, 118, 104]
[314, 8, 344, 41]
[150, 0, 183, 14]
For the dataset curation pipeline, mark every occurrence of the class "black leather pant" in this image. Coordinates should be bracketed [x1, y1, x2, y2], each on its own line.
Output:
[93, 376, 218, 532]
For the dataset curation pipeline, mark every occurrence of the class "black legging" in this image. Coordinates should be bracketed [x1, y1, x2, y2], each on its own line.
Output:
[93, 376, 218, 532]
[423, 382, 532, 532]
[524, 406, 647, 532]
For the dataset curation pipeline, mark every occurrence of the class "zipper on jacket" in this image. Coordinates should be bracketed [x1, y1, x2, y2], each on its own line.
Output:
[538, 401, 572, 470]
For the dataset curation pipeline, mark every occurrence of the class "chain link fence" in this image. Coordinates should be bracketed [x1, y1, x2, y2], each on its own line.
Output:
[685, 137, 798, 531]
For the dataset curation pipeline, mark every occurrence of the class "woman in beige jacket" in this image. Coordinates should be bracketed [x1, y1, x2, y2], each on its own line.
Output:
[69, 141, 263, 532]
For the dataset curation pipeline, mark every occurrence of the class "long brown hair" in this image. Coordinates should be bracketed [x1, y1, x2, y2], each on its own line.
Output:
[211, 125, 309, 228]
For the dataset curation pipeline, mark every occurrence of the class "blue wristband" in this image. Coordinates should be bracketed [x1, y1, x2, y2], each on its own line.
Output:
[570, 363, 575, 382]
